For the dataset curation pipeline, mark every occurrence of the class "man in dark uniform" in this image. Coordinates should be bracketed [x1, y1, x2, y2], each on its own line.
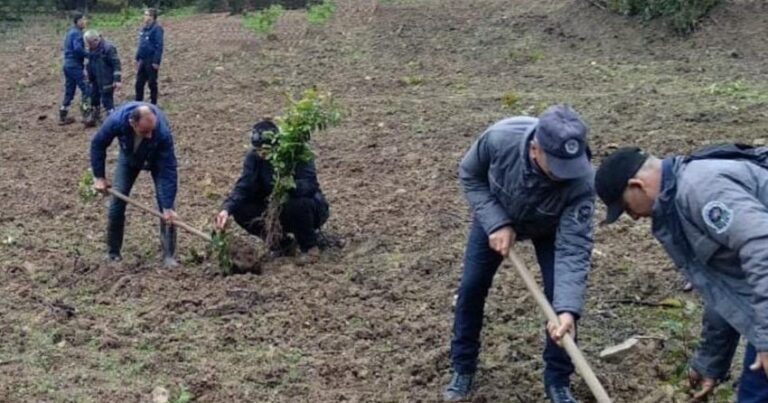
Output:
[135, 8, 164, 105]
[84, 30, 122, 123]
[445, 105, 596, 403]
[215, 120, 330, 263]
[59, 11, 91, 126]
[596, 145, 768, 402]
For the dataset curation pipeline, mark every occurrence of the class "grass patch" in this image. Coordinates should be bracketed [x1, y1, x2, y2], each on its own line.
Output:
[89, 8, 143, 30]
[307, 0, 336, 25]
[164, 7, 198, 20]
[242, 4, 283, 35]
[602, 0, 722, 34]
[706, 80, 768, 103]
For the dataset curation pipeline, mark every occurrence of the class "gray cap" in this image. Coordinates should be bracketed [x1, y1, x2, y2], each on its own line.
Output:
[535, 104, 591, 179]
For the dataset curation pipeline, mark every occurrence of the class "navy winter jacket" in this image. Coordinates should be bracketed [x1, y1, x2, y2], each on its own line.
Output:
[87, 38, 122, 91]
[90, 102, 178, 210]
[63, 26, 87, 67]
[222, 151, 325, 213]
[135, 23, 164, 65]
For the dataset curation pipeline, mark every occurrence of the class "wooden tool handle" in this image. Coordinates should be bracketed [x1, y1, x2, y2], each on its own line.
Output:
[108, 189, 212, 242]
[507, 251, 612, 403]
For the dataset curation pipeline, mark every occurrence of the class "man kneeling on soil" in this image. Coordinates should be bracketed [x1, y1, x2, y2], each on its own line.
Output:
[445, 105, 595, 403]
[90, 102, 179, 268]
[596, 145, 768, 402]
[84, 30, 122, 123]
[214, 119, 330, 264]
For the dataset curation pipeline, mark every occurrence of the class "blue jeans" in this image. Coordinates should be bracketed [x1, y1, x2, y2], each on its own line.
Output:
[61, 64, 90, 109]
[450, 219, 575, 387]
[739, 344, 768, 402]
[107, 154, 175, 258]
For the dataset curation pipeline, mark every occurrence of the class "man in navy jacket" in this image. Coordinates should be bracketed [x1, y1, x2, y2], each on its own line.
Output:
[90, 102, 179, 268]
[135, 8, 164, 105]
[84, 30, 122, 122]
[59, 11, 91, 126]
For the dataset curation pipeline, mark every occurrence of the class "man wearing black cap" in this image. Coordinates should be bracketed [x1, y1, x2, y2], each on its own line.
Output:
[214, 120, 330, 263]
[595, 145, 768, 402]
[444, 105, 596, 402]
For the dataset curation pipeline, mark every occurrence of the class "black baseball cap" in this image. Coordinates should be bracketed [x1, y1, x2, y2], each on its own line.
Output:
[535, 105, 592, 179]
[595, 147, 649, 224]
[251, 119, 278, 148]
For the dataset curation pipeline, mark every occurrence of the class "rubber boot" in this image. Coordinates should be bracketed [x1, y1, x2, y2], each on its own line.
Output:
[106, 218, 124, 262]
[92, 105, 102, 124]
[160, 222, 178, 268]
[59, 108, 75, 125]
[83, 105, 96, 128]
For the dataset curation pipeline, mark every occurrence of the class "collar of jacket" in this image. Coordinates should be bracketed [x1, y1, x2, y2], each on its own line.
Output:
[520, 125, 548, 184]
[652, 157, 682, 235]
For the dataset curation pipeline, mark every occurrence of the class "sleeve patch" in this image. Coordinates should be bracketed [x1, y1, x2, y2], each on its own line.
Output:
[575, 203, 594, 224]
[702, 201, 733, 234]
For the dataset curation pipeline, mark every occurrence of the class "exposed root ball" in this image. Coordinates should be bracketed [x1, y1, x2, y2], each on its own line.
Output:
[229, 237, 263, 275]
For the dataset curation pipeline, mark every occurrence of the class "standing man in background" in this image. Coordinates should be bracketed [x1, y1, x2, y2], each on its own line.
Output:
[135, 8, 164, 105]
[59, 11, 90, 126]
[84, 30, 122, 123]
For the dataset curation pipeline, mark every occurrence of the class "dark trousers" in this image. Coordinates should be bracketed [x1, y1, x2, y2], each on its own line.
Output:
[90, 83, 114, 112]
[61, 65, 90, 109]
[739, 344, 768, 402]
[232, 197, 328, 252]
[135, 61, 159, 105]
[107, 154, 175, 258]
[450, 219, 575, 387]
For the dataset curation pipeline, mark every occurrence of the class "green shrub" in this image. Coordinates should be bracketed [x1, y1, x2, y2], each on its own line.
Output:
[307, 0, 334, 24]
[605, 0, 722, 33]
[242, 4, 283, 35]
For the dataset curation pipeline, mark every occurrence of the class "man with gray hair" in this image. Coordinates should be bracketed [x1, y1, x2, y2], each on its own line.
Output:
[90, 102, 178, 268]
[84, 30, 122, 124]
[444, 105, 596, 402]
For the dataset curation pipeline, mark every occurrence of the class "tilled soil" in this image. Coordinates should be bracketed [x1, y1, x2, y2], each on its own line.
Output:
[1, 0, 767, 401]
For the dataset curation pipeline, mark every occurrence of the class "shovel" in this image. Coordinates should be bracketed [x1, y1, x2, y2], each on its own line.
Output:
[107, 189, 212, 242]
[506, 250, 612, 403]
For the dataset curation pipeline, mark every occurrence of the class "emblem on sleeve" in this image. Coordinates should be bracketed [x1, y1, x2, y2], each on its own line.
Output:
[576, 203, 593, 224]
[702, 201, 733, 234]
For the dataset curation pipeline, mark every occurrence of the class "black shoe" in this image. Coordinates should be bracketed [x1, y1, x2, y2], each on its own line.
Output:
[107, 254, 122, 263]
[59, 108, 75, 125]
[443, 372, 473, 402]
[545, 385, 578, 403]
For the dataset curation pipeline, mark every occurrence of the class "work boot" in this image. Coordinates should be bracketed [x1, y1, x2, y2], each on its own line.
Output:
[59, 108, 75, 125]
[106, 218, 125, 260]
[160, 222, 178, 268]
[91, 105, 102, 124]
[83, 108, 97, 128]
[545, 385, 578, 403]
[443, 372, 474, 402]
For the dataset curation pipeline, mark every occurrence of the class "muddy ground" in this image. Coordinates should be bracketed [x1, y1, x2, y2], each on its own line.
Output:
[1, 0, 767, 401]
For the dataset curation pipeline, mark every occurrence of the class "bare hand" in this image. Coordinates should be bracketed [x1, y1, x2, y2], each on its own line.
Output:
[547, 312, 576, 346]
[152, 63, 160, 70]
[214, 210, 229, 231]
[162, 209, 177, 224]
[688, 368, 717, 402]
[135, 61, 141, 72]
[488, 226, 515, 256]
[94, 177, 111, 194]
[113, 82, 122, 92]
[749, 351, 768, 379]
